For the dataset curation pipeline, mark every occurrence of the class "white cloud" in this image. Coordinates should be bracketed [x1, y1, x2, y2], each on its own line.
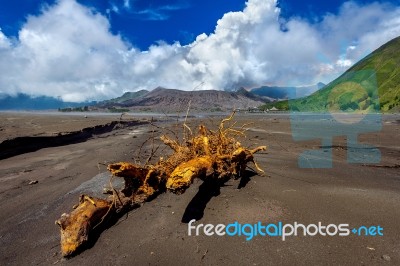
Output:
[119, 1, 190, 21]
[111, 4, 120, 14]
[123, 0, 130, 9]
[0, 0, 135, 101]
[0, 0, 399, 101]
[0, 28, 11, 49]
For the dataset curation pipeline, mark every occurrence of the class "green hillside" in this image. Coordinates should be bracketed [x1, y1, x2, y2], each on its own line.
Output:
[347, 36, 400, 111]
[261, 36, 400, 112]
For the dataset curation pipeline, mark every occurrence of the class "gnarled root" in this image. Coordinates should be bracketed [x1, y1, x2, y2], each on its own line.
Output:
[55, 195, 112, 257]
[166, 156, 214, 193]
[56, 112, 267, 257]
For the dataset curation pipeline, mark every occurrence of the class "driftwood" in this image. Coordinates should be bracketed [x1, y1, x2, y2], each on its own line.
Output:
[56, 112, 266, 257]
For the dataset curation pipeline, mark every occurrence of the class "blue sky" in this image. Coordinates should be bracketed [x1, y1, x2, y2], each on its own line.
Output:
[4, 0, 246, 50]
[0, 0, 400, 101]
[2, 0, 398, 49]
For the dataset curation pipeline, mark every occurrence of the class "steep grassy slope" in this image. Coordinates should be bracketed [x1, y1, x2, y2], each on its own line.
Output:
[261, 36, 400, 112]
[346, 36, 400, 111]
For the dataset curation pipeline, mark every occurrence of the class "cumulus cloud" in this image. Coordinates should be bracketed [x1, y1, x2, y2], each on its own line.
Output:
[0, 0, 134, 101]
[0, 0, 399, 101]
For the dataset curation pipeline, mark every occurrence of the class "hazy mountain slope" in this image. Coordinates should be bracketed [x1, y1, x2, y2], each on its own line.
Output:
[0, 93, 92, 110]
[251, 83, 325, 99]
[235, 87, 272, 102]
[96, 90, 149, 107]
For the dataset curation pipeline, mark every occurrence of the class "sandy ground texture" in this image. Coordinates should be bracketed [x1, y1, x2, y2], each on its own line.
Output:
[0, 112, 399, 265]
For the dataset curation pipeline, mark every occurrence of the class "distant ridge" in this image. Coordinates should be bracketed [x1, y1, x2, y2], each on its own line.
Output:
[98, 87, 267, 112]
[96, 90, 149, 107]
[0, 93, 93, 110]
[250, 83, 325, 99]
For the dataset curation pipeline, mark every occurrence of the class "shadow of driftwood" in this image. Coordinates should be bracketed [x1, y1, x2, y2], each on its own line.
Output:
[181, 169, 257, 223]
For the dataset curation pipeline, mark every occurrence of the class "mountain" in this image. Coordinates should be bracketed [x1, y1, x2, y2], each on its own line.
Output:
[262, 36, 400, 112]
[100, 87, 266, 112]
[251, 83, 325, 100]
[96, 90, 149, 107]
[235, 87, 273, 102]
[0, 93, 93, 110]
[346, 36, 400, 111]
